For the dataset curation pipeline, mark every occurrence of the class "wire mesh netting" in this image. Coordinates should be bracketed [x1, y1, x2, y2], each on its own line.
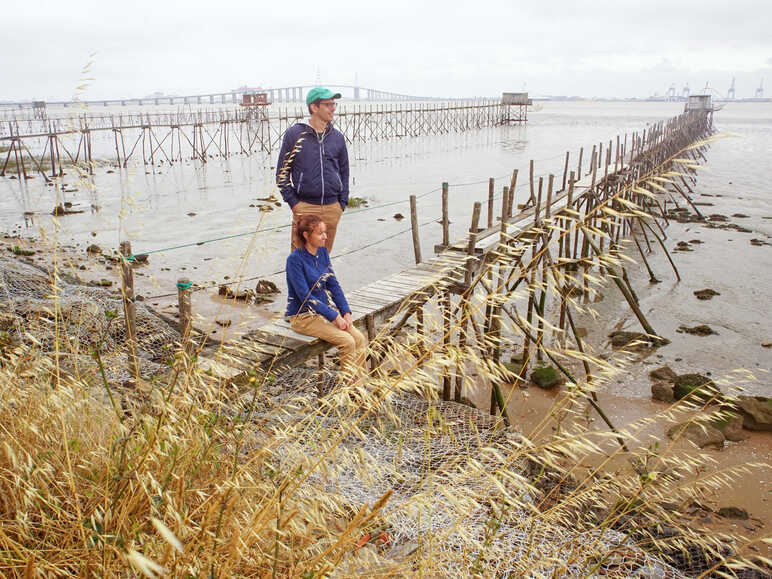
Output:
[233, 367, 695, 578]
[0, 254, 180, 382]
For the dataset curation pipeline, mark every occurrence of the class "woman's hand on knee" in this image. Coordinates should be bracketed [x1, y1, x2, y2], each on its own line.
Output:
[334, 315, 348, 330]
[343, 312, 353, 329]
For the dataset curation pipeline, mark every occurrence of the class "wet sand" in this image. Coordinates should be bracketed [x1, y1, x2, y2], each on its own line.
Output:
[465, 131, 772, 561]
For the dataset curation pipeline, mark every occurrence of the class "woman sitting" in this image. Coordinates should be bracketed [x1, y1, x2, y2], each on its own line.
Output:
[286, 215, 368, 378]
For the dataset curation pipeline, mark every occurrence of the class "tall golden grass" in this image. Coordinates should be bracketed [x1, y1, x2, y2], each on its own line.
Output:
[0, 114, 769, 577]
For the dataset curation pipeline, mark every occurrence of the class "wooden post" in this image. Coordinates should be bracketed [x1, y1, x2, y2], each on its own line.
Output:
[177, 277, 192, 349]
[529, 159, 535, 206]
[487, 177, 494, 228]
[508, 169, 518, 217]
[409, 194, 422, 264]
[499, 184, 510, 244]
[562, 151, 570, 190]
[441, 181, 449, 248]
[365, 314, 376, 371]
[545, 174, 554, 219]
[465, 202, 482, 286]
[564, 171, 575, 259]
[441, 292, 452, 401]
[120, 241, 139, 376]
[577, 146, 583, 178]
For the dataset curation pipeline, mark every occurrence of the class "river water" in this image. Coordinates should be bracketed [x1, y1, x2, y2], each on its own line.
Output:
[1, 101, 770, 328]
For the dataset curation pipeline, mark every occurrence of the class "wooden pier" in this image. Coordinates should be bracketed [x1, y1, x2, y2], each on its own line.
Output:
[0, 99, 523, 180]
[156, 108, 714, 421]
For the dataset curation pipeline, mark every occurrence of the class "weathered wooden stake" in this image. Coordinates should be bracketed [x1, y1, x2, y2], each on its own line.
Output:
[487, 178, 494, 228]
[120, 241, 139, 376]
[409, 194, 422, 264]
[365, 314, 376, 371]
[508, 169, 518, 217]
[441, 181, 449, 248]
[441, 292, 452, 401]
[177, 276, 193, 350]
[465, 202, 482, 286]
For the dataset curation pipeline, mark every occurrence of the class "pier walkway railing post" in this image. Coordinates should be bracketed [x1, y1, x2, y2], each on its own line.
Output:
[177, 278, 193, 352]
[409, 194, 422, 264]
[119, 241, 139, 378]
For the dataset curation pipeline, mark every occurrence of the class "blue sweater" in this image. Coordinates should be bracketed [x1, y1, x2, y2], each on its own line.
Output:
[275, 122, 350, 209]
[285, 247, 350, 322]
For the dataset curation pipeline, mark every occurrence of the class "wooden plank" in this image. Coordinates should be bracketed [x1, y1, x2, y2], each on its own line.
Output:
[374, 279, 430, 294]
[241, 329, 307, 350]
[357, 287, 402, 302]
[263, 321, 318, 343]
[347, 291, 394, 306]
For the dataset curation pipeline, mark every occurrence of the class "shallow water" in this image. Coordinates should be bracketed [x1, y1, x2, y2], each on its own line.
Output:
[0, 101, 769, 318]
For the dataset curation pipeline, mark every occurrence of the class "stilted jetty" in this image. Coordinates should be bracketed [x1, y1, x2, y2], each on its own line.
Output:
[121, 107, 714, 423]
[0, 97, 527, 179]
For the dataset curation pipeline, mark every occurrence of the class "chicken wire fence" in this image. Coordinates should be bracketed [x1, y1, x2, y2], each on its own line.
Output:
[235, 367, 722, 578]
[0, 255, 180, 382]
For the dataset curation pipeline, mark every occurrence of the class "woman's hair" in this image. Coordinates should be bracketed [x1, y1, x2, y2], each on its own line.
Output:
[296, 214, 323, 247]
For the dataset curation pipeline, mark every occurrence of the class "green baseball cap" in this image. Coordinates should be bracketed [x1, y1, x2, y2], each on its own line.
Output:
[306, 87, 342, 106]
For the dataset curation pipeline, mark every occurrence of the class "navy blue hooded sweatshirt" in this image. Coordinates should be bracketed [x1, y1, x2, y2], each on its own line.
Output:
[276, 122, 350, 209]
[285, 246, 350, 322]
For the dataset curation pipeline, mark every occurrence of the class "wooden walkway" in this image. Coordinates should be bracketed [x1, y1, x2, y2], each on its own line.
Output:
[207, 176, 585, 378]
[196, 106, 711, 380]
[212, 251, 469, 375]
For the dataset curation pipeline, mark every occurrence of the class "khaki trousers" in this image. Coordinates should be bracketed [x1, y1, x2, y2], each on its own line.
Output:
[291, 201, 343, 252]
[290, 313, 368, 377]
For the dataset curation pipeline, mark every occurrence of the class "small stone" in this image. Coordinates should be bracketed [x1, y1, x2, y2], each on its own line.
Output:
[710, 410, 747, 442]
[393, 213, 404, 221]
[693, 288, 720, 300]
[651, 381, 675, 403]
[667, 421, 724, 449]
[133, 253, 149, 264]
[187, 212, 197, 217]
[86, 244, 102, 254]
[215, 319, 232, 327]
[762, 342, 772, 348]
[717, 506, 749, 520]
[607, 331, 668, 348]
[649, 365, 677, 381]
[530, 365, 562, 389]
[677, 324, 716, 336]
[255, 279, 279, 294]
[732, 213, 749, 218]
[673, 373, 721, 403]
[734, 395, 772, 431]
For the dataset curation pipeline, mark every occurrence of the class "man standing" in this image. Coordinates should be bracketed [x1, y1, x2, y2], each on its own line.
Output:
[276, 87, 349, 252]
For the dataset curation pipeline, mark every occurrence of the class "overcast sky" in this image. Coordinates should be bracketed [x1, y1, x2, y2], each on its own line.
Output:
[3, 0, 771, 101]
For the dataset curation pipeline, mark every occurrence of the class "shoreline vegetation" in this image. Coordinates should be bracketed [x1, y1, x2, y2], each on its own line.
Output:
[1, 113, 770, 576]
